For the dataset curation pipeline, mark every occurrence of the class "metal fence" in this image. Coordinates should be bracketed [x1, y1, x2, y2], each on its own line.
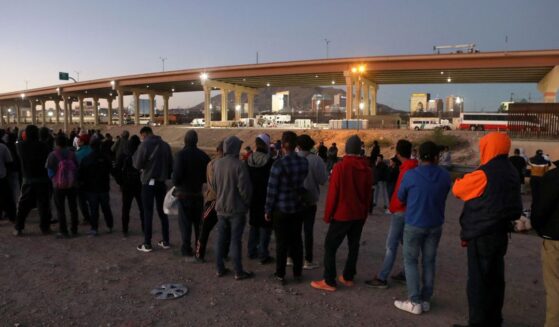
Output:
[508, 103, 559, 139]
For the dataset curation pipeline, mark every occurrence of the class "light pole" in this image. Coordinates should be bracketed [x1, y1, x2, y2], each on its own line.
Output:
[324, 39, 331, 58]
[74, 71, 81, 81]
[159, 57, 167, 72]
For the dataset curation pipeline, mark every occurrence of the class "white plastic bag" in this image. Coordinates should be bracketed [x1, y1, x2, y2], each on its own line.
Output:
[163, 186, 179, 215]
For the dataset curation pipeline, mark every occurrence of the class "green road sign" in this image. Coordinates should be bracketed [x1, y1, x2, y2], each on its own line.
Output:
[59, 72, 69, 80]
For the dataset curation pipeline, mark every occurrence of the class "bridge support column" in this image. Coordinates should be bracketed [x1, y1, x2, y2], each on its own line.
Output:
[63, 98, 69, 133]
[78, 97, 85, 128]
[40, 100, 46, 126]
[93, 97, 99, 126]
[538, 66, 559, 103]
[363, 84, 370, 116]
[16, 103, 21, 125]
[0, 104, 4, 128]
[221, 89, 229, 122]
[55, 100, 61, 124]
[68, 99, 74, 125]
[107, 98, 113, 126]
[133, 92, 140, 125]
[354, 80, 362, 117]
[118, 90, 124, 126]
[203, 85, 211, 128]
[30, 100, 37, 125]
[163, 95, 169, 126]
[370, 84, 378, 116]
[148, 94, 155, 123]
[247, 93, 255, 119]
[234, 90, 242, 121]
[344, 73, 354, 120]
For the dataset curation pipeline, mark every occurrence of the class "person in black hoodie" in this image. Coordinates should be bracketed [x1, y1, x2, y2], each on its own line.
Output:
[113, 135, 144, 236]
[247, 134, 275, 264]
[173, 130, 211, 258]
[531, 160, 559, 326]
[14, 125, 52, 236]
[79, 138, 114, 236]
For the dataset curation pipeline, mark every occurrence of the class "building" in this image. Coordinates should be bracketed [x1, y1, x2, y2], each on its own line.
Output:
[410, 93, 430, 113]
[427, 98, 444, 113]
[272, 91, 289, 112]
[311, 94, 333, 112]
[333, 94, 346, 112]
[445, 95, 464, 113]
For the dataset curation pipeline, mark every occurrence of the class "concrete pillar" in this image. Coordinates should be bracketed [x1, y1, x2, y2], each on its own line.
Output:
[68, 99, 74, 125]
[538, 66, 559, 103]
[16, 103, 21, 125]
[163, 95, 169, 126]
[148, 94, 155, 123]
[55, 100, 61, 124]
[0, 104, 4, 128]
[63, 98, 69, 133]
[203, 85, 211, 128]
[107, 98, 113, 125]
[41, 100, 46, 126]
[78, 97, 85, 128]
[93, 97, 99, 125]
[370, 84, 378, 116]
[247, 93, 255, 118]
[30, 100, 37, 125]
[133, 92, 140, 125]
[363, 83, 370, 116]
[354, 79, 362, 117]
[221, 89, 229, 122]
[234, 90, 242, 121]
[345, 74, 354, 120]
[118, 90, 124, 126]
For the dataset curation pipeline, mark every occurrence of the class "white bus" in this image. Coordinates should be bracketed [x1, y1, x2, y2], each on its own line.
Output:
[409, 117, 453, 130]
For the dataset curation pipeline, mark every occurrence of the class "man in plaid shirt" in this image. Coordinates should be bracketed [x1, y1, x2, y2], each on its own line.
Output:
[265, 131, 309, 284]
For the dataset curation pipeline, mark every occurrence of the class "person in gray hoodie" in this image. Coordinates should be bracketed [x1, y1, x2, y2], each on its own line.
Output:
[296, 134, 328, 269]
[209, 136, 254, 280]
[133, 127, 173, 253]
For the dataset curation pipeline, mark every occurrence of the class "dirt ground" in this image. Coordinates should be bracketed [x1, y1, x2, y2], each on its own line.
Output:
[0, 178, 546, 326]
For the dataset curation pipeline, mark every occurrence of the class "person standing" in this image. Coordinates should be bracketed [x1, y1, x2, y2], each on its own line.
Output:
[247, 134, 275, 264]
[509, 148, 527, 194]
[75, 134, 92, 225]
[452, 132, 522, 327]
[133, 127, 173, 252]
[0, 137, 16, 223]
[373, 154, 389, 211]
[14, 125, 52, 236]
[79, 138, 114, 236]
[531, 160, 559, 327]
[46, 134, 79, 238]
[393, 141, 451, 314]
[317, 141, 328, 162]
[310, 135, 373, 291]
[111, 130, 130, 160]
[369, 140, 380, 166]
[209, 136, 253, 280]
[113, 135, 144, 236]
[265, 131, 309, 284]
[297, 134, 328, 269]
[173, 130, 210, 258]
[529, 149, 550, 208]
[326, 143, 338, 172]
[386, 157, 401, 200]
[365, 140, 418, 288]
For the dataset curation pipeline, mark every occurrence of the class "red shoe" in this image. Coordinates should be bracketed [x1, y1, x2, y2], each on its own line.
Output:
[338, 275, 354, 287]
[310, 280, 336, 292]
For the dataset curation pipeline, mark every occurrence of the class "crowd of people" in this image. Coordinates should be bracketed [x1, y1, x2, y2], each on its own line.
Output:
[0, 124, 558, 326]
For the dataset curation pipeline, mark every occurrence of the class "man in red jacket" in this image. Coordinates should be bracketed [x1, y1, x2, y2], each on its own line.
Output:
[311, 135, 373, 292]
[366, 139, 418, 288]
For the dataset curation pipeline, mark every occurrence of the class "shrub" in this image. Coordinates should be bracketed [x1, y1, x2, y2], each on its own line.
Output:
[415, 128, 468, 149]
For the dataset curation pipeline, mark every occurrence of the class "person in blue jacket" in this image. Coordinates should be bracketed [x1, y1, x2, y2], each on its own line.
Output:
[393, 141, 451, 315]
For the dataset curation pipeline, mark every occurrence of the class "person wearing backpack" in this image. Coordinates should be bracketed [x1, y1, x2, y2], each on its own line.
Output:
[531, 160, 559, 327]
[46, 134, 79, 238]
[113, 135, 144, 237]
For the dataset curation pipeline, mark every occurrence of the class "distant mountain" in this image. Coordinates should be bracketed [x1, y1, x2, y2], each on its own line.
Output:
[184, 86, 403, 114]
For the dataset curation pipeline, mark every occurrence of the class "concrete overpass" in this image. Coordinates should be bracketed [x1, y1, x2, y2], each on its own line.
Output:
[1, 49, 559, 130]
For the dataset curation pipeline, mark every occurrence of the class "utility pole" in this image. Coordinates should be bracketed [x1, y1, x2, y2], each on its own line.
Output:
[256, 51, 259, 64]
[25, 80, 29, 90]
[324, 39, 331, 58]
[74, 71, 81, 81]
[159, 57, 167, 72]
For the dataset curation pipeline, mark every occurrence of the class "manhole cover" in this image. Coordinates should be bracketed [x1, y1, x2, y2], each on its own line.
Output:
[150, 283, 188, 300]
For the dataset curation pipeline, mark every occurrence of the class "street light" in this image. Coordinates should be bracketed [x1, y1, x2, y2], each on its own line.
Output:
[351, 65, 366, 130]
[200, 73, 208, 81]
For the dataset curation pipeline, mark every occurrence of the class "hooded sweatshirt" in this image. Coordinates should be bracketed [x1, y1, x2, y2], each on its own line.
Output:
[453, 132, 522, 240]
[133, 135, 173, 184]
[16, 125, 51, 184]
[398, 164, 451, 228]
[388, 158, 419, 213]
[172, 132, 210, 196]
[247, 149, 274, 226]
[324, 155, 373, 222]
[297, 150, 329, 204]
[210, 136, 252, 216]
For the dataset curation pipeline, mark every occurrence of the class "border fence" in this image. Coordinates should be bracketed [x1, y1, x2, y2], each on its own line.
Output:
[508, 103, 559, 139]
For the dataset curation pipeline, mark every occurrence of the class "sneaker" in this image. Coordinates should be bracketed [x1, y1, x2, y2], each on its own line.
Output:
[394, 299, 422, 315]
[260, 256, 275, 265]
[157, 241, 170, 249]
[303, 261, 319, 270]
[391, 271, 406, 284]
[286, 257, 293, 267]
[310, 280, 336, 292]
[384, 209, 391, 214]
[216, 268, 231, 278]
[270, 273, 286, 285]
[364, 278, 388, 289]
[235, 271, 255, 281]
[12, 229, 23, 237]
[137, 243, 153, 253]
[422, 301, 430, 312]
[338, 275, 354, 287]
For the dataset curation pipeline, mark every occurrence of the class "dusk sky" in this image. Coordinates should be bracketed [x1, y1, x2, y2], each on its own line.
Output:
[1, 0, 558, 111]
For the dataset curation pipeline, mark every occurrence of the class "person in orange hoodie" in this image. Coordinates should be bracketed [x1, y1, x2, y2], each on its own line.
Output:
[310, 135, 373, 291]
[452, 132, 522, 327]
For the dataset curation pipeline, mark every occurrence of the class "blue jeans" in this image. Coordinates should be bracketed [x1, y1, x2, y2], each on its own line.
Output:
[248, 226, 272, 259]
[216, 214, 246, 274]
[141, 182, 169, 246]
[378, 212, 405, 281]
[374, 181, 389, 208]
[403, 224, 443, 304]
